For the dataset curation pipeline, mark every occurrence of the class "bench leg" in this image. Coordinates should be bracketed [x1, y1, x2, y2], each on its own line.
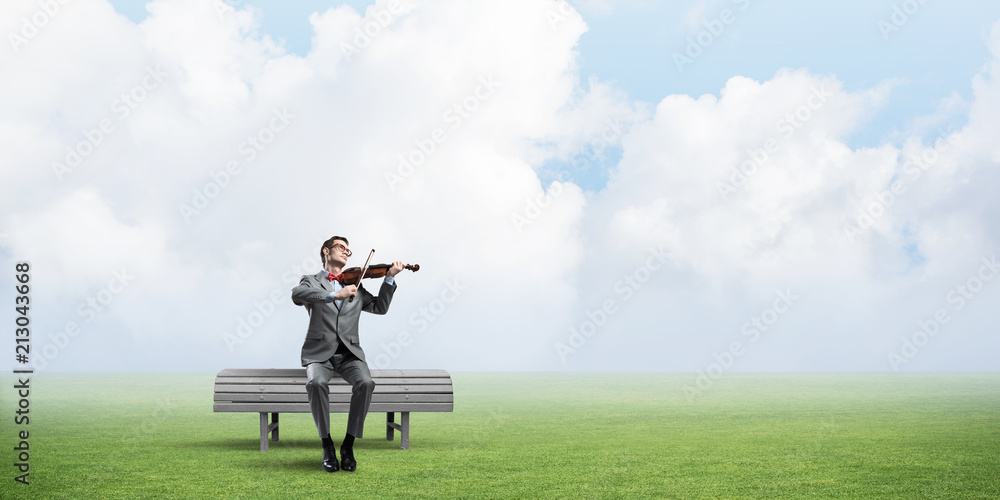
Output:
[259, 412, 269, 452]
[258, 412, 280, 451]
[386, 412, 409, 449]
[400, 412, 409, 450]
[271, 412, 279, 442]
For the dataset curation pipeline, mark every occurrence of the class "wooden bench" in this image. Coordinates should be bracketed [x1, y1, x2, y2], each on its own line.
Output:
[213, 368, 453, 451]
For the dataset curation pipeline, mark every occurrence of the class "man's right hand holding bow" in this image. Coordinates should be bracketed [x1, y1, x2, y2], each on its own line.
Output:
[333, 285, 357, 301]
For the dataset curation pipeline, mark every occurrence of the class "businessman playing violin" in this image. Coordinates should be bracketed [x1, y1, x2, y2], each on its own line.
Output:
[291, 235, 404, 473]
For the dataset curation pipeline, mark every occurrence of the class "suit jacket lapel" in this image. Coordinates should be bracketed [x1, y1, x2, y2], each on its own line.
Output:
[315, 271, 331, 292]
[315, 271, 342, 311]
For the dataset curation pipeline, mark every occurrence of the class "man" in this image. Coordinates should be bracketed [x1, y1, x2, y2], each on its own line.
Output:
[291, 235, 403, 472]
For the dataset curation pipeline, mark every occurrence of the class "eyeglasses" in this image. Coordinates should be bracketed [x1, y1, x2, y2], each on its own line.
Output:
[329, 243, 352, 257]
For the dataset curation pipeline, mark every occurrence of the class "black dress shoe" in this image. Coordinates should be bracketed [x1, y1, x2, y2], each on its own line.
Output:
[339, 445, 356, 472]
[322, 445, 339, 472]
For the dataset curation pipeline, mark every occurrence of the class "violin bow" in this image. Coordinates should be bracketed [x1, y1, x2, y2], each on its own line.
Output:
[349, 249, 375, 302]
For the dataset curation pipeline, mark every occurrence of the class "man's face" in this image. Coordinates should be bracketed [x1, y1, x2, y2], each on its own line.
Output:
[326, 239, 351, 267]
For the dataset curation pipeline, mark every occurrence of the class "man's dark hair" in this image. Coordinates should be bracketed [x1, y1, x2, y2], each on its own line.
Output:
[321, 235, 349, 263]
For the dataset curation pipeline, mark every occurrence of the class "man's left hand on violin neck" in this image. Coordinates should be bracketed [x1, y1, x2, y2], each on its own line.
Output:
[386, 261, 404, 278]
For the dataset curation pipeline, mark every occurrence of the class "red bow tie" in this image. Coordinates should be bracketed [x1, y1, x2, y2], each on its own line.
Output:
[328, 272, 344, 283]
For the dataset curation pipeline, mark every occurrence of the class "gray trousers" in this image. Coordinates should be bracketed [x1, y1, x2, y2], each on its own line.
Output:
[305, 351, 375, 439]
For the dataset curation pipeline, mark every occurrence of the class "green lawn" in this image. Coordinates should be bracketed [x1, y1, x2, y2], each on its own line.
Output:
[2, 372, 998, 499]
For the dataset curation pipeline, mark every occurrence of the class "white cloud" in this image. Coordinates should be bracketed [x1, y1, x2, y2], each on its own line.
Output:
[558, 57, 1000, 371]
[0, 0, 618, 372]
[3, 189, 174, 290]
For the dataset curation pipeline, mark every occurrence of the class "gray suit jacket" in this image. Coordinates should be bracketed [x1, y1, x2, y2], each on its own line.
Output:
[291, 271, 396, 366]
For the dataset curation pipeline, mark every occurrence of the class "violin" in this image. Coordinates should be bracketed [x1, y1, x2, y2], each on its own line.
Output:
[340, 262, 420, 286]
[344, 249, 417, 302]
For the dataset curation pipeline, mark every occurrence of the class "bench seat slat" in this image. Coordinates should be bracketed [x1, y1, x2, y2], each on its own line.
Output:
[214, 376, 454, 386]
[213, 383, 453, 394]
[217, 368, 450, 378]
[215, 393, 454, 403]
[214, 402, 454, 412]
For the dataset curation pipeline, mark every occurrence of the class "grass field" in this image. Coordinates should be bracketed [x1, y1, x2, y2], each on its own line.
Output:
[2, 372, 998, 499]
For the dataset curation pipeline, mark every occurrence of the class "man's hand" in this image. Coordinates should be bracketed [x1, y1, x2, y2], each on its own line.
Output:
[334, 285, 357, 301]
[386, 260, 404, 278]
